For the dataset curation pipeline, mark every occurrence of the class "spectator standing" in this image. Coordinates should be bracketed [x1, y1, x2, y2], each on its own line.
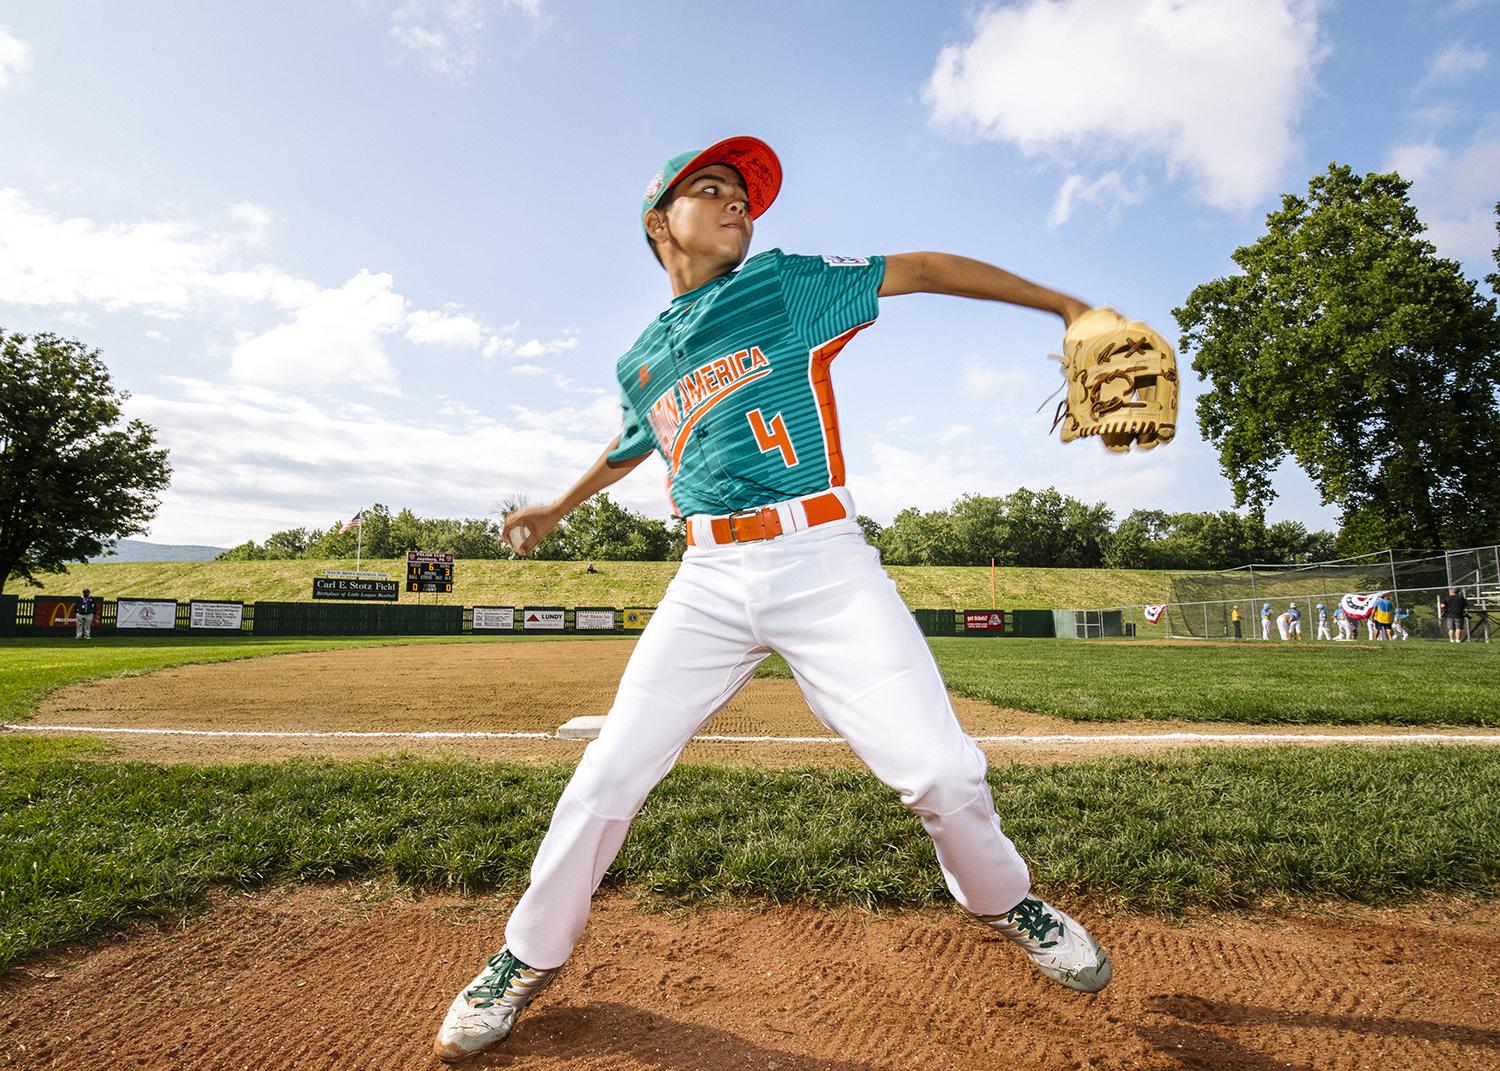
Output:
[74, 589, 97, 640]
[1231, 604, 1242, 639]
[1440, 588, 1469, 643]
[1371, 593, 1395, 641]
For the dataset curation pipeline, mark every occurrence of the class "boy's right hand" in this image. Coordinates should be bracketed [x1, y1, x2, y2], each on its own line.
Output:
[503, 505, 558, 557]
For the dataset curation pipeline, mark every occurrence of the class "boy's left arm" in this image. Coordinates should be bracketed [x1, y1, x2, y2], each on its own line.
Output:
[879, 252, 1089, 327]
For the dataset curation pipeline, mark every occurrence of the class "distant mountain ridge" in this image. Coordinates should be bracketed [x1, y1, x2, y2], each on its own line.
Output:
[91, 539, 227, 563]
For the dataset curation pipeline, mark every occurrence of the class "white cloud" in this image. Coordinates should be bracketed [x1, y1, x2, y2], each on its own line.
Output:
[484, 331, 579, 360]
[1414, 42, 1490, 94]
[385, 0, 542, 82]
[127, 377, 629, 545]
[0, 190, 249, 315]
[1048, 172, 1148, 227]
[924, 0, 1324, 214]
[959, 355, 1044, 399]
[229, 269, 407, 388]
[0, 26, 31, 91]
[0, 188, 570, 389]
[1385, 140, 1448, 183]
[405, 306, 484, 348]
[1389, 117, 1500, 269]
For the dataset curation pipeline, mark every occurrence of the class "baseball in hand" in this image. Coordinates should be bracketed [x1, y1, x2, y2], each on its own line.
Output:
[506, 525, 531, 555]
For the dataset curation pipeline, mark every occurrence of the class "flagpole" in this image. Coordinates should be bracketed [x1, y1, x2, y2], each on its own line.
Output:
[355, 511, 363, 574]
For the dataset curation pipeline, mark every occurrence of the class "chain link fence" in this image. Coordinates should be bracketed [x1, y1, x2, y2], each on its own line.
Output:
[1081, 545, 1499, 642]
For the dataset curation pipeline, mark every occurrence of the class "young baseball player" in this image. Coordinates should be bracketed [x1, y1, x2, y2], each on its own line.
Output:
[1275, 607, 1292, 641]
[1315, 603, 1332, 641]
[433, 137, 1112, 1061]
[1261, 602, 1273, 640]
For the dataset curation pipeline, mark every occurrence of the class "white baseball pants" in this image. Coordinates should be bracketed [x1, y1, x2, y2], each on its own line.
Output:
[504, 518, 1031, 970]
[1261, 618, 1271, 640]
[1317, 621, 1332, 640]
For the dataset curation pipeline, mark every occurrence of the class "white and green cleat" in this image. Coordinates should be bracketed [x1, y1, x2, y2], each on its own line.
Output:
[979, 896, 1112, 993]
[432, 947, 559, 1062]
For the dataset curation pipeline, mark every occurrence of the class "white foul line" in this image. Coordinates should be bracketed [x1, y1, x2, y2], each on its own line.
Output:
[3, 724, 554, 740]
[6, 724, 1500, 746]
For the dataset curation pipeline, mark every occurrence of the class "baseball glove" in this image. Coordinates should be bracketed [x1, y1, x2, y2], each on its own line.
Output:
[1051, 307, 1178, 452]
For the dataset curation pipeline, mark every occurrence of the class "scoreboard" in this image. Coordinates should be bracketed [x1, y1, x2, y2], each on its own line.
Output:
[407, 551, 455, 593]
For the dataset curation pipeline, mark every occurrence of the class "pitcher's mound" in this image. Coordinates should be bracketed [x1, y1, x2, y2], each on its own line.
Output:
[5, 884, 1498, 1069]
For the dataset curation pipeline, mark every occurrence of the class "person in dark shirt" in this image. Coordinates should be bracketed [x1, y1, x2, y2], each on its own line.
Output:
[74, 589, 97, 640]
[1440, 588, 1469, 643]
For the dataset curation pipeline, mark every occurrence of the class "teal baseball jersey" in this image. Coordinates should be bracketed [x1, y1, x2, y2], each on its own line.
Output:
[608, 248, 886, 516]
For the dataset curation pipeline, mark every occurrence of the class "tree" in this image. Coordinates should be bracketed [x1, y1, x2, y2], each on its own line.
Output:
[536, 494, 673, 561]
[0, 331, 171, 595]
[1176, 164, 1500, 552]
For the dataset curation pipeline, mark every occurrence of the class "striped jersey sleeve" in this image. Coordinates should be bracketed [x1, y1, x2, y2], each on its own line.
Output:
[775, 253, 885, 347]
[608, 389, 656, 463]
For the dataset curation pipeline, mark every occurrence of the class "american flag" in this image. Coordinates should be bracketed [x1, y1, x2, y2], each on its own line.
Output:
[339, 510, 363, 534]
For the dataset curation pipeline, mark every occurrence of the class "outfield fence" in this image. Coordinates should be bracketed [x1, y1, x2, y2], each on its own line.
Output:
[1074, 544, 1500, 643]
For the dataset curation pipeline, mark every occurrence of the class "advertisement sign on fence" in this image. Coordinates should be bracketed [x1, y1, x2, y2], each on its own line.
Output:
[117, 599, 177, 630]
[190, 601, 244, 631]
[34, 597, 97, 629]
[523, 608, 565, 630]
[574, 608, 616, 631]
[963, 610, 1006, 633]
[623, 608, 654, 630]
[312, 578, 399, 601]
[472, 606, 515, 631]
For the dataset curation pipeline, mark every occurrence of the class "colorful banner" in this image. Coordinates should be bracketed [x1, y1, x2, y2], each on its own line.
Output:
[1143, 604, 1166, 624]
[1339, 592, 1388, 620]
[34, 598, 97, 629]
[963, 610, 1005, 633]
[623, 608, 654, 630]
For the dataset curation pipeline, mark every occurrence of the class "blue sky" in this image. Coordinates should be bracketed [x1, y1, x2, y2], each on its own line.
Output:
[1, 0, 1496, 546]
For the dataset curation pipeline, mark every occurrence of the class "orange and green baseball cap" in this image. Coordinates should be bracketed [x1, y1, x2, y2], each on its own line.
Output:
[641, 136, 782, 238]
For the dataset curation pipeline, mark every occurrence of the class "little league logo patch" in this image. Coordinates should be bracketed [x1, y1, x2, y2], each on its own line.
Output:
[643, 170, 666, 203]
[821, 255, 869, 267]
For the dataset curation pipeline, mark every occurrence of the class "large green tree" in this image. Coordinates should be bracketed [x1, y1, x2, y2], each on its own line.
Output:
[1176, 165, 1500, 552]
[0, 331, 171, 595]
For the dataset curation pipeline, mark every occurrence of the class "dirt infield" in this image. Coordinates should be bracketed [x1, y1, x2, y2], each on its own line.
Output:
[22, 640, 1497, 766]
[4, 882, 1498, 1070]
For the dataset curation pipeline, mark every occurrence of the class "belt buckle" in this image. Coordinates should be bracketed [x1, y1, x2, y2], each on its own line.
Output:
[728, 506, 765, 543]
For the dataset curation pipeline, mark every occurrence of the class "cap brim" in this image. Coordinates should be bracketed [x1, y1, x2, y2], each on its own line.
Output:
[666, 136, 782, 219]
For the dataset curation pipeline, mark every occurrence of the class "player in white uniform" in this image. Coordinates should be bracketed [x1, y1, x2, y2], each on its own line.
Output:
[1315, 603, 1332, 641]
[1261, 602, 1273, 641]
[432, 137, 1112, 1061]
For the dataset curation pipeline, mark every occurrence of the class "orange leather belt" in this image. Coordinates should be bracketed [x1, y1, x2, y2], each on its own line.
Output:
[686, 489, 850, 547]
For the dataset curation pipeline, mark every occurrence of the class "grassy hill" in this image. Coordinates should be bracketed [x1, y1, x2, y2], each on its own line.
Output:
[10, 558, 1169, 611]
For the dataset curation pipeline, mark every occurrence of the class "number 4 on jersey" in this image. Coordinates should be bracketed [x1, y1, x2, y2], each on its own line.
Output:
[747, 409, 798, 467]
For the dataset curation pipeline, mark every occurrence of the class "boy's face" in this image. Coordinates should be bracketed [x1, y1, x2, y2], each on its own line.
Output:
[649, 164, 752, 268]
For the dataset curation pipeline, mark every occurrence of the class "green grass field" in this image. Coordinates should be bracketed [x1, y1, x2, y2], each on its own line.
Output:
[3, 736, 1497, 968]
[765, 639, 1500, 725]
[11, 557, 1170, 611]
